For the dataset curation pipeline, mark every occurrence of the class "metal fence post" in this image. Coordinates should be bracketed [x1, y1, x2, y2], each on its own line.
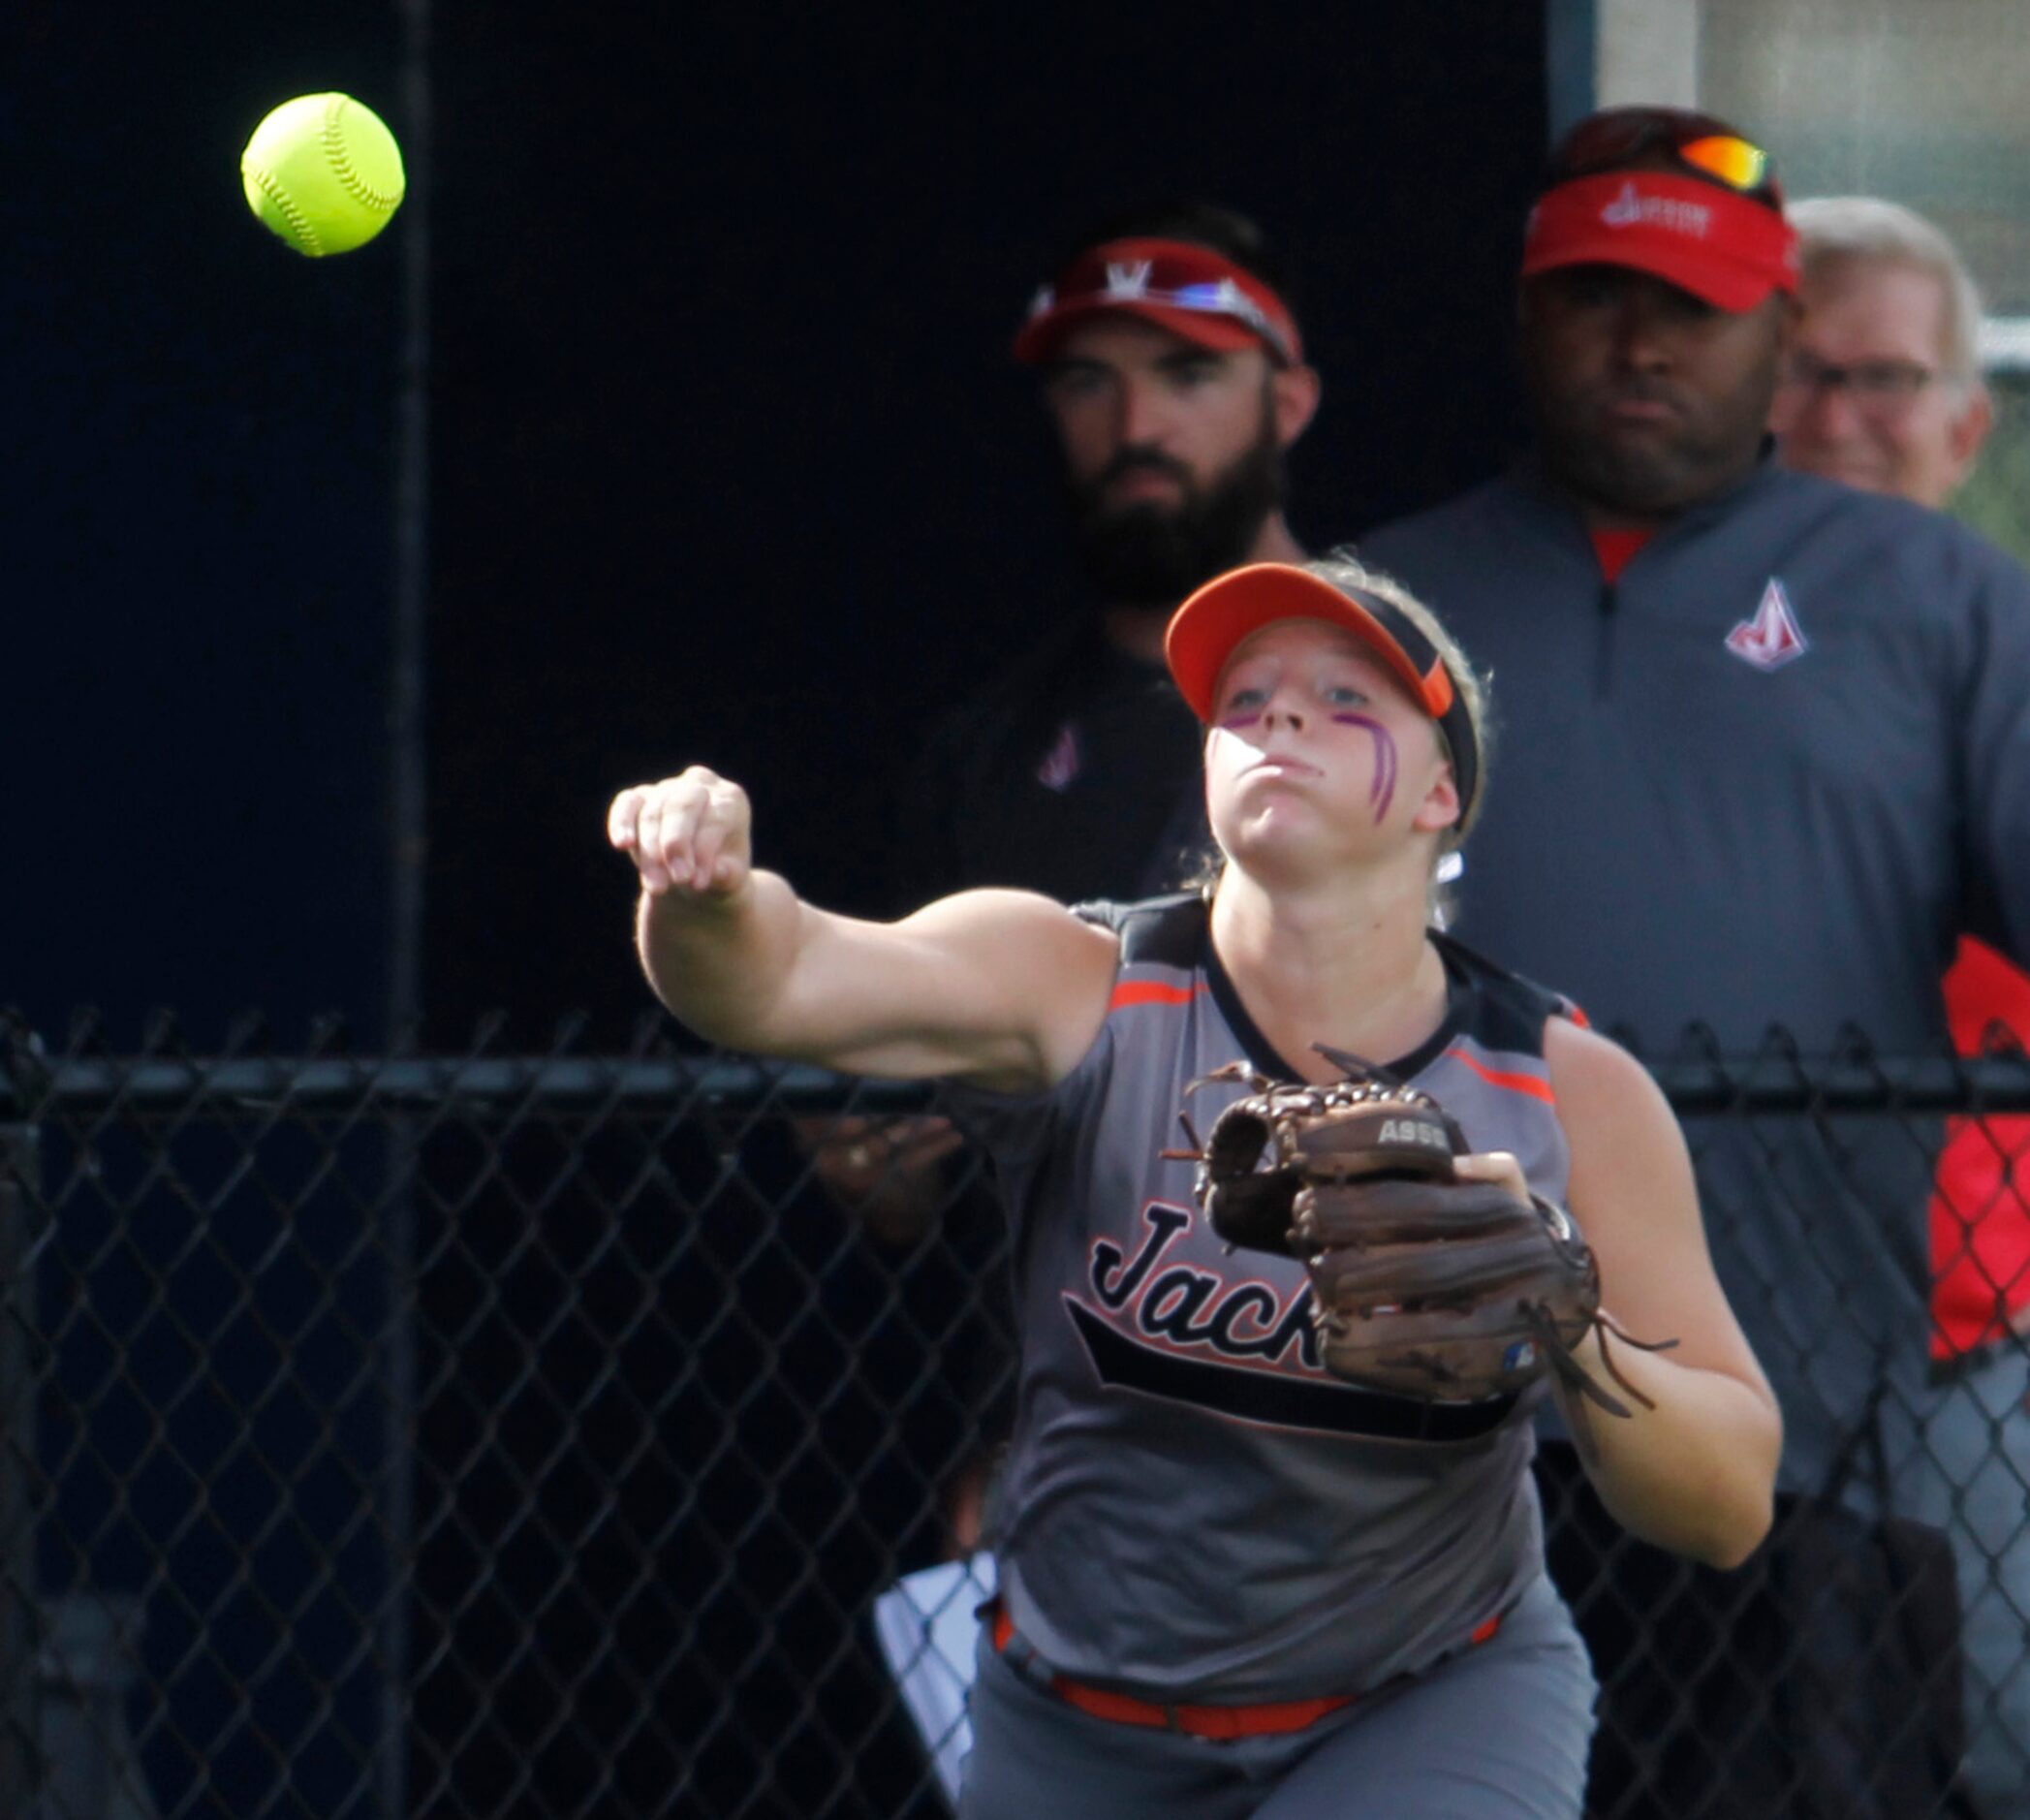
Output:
[0, 1120, 41, 1814]
[378, 1117, 417, 1820]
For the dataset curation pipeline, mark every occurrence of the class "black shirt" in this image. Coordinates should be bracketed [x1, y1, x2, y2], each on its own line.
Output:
[893, 612, 1208, 911]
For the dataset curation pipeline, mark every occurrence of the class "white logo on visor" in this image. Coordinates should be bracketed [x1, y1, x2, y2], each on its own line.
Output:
[1104, 260, 1154, 299]
[1601, 180, 1712, 239]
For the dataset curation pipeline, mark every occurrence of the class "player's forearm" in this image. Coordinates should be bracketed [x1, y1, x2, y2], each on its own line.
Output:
[635, 868, 808, 1051]
[1565, 1334, 1781, 1569]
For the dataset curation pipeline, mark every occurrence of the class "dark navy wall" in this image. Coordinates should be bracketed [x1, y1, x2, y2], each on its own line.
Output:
[424, 1, 1551, 1040]
[6, 9, 399, 1048]
[10, 13, 404, 1819]
[7, 5, 1549, 1042]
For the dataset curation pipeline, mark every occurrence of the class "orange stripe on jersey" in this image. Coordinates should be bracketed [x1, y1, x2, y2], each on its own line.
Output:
[1109, 980, 1204, 1011]
[1449, 1047, 1556, 1103]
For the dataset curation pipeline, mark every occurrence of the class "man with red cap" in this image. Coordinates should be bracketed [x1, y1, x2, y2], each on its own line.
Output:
[1361, 106, 2030, 1815]
[832, 204, 1324, 1219]
[1773, 193, 2030, 1815]
[886, 204, 1320, 919]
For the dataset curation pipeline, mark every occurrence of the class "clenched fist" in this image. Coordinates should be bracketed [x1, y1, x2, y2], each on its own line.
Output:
[608, 768, 754, 897]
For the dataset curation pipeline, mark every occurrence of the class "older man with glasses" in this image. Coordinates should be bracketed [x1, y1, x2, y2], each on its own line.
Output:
[1772, 195, 1994, 507]
[1361, 107, 2030, 1817]
[1775, 193, 2030, 1818]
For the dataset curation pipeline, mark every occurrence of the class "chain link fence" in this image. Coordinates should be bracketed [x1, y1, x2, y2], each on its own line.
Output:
[2, 1021, 2028, 1818]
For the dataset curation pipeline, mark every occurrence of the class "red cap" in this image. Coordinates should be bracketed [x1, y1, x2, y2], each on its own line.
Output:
[1014, 237, 1301, 365]
[1521, 173, 1799, 310]
[1166, 563, 1479, 822]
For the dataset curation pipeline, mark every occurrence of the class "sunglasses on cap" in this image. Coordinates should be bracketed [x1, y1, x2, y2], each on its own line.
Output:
[1550, 108, 1779, 204]
[1014, 238, 1302, 366]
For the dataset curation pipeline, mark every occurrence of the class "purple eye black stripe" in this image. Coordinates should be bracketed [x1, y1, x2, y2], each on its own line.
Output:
[1334, 714, 1397, 822]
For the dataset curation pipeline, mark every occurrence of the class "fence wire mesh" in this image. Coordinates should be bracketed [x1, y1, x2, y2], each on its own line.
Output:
[2, 1022, 2028, 1819]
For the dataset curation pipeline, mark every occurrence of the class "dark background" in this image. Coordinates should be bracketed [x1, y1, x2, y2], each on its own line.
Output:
[4, 1, 1548, 1051]
[5, 6, 402, 1046]
[9, 5, 1549, 1815]
[426, 3, 1550, 1040]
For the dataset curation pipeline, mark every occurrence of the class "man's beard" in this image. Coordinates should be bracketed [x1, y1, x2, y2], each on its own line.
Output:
[1067, 411, 1285, 609]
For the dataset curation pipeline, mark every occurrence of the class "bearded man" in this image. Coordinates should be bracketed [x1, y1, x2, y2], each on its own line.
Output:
[894, 203, 1321, 907]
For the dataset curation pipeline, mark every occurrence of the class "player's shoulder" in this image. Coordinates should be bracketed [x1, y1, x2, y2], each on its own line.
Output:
[1430, 929, 1578, 1060]
[1072, 890, 1206, 967]
[1542, 1013, 1676, 1136]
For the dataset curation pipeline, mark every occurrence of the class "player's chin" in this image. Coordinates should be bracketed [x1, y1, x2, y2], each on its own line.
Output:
[1220, 793, 1318, 841]
[1221, 763, 1331, 806]
[1216, 812, 1350, 883]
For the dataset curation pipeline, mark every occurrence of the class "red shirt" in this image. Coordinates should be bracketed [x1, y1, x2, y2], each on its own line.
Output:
[1589, 528, 1651, 583]
[1930, 936, 2030, 1358]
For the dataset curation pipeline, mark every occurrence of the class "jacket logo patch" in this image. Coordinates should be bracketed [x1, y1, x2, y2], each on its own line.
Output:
[1037, 722, 1082, 792]
[1724, 578, 1808, 673]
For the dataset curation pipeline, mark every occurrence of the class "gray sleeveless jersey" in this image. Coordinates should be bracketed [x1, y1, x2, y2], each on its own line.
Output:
[942, 893, 1578, 1703]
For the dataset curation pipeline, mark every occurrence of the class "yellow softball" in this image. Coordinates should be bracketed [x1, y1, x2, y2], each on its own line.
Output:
[240, 93, 406, 257]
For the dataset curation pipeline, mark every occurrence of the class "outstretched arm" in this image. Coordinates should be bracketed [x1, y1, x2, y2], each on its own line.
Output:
[608, 768, 1120, 1089]
[1536, 1017, 1782, 1568]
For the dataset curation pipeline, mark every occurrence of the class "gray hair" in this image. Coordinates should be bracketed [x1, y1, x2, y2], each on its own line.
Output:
[1787, 196, 1985, 384]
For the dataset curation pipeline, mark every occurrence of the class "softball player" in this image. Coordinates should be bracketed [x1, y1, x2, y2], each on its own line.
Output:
[609, 555, 1780, 1816]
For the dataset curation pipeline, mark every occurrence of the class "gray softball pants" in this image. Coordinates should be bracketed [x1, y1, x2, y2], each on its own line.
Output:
[957, 1573, 1595, 1820]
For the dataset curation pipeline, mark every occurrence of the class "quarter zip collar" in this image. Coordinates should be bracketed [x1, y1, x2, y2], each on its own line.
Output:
[1505, 439, 1785, 703]
[1511, 435, 1785, 554]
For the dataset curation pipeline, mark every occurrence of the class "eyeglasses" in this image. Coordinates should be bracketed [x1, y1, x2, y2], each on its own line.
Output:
[1552, 108, 1780, 203]
[1780, 353, 1939, 412]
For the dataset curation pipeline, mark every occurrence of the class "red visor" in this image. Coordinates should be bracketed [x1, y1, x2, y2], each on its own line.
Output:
[1522, 173, 1798, 310]
[1014, 237, 1301, 365]
[1166, 563, 1478, 823]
